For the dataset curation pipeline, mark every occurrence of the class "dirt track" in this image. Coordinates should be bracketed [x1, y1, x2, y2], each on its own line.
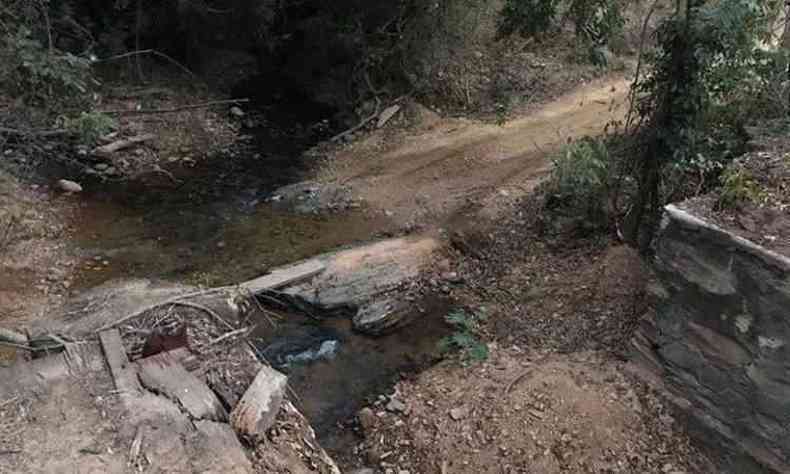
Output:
[323, 75, 630, 226]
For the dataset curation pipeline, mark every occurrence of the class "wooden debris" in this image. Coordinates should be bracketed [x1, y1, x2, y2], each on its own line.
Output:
[93, 133, 155, 158]
[141, 324, 188, 358]
[240, 260, 325, 294]
[99, 329, 141, 394]
[377, 104, 401, 128]
[193, 421, 253, 472]
[230, 365, 288, 439]
[137, 350, 227, 421]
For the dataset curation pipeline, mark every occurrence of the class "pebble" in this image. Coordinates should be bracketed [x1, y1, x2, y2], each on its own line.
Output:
[386, 398, 407, 413]
[358, 407, 377, 432]
[94, 163, 109, 171]
[56, 179, 82, 193]
[449, 407, 467, 421]
[230, 106, 245, 118]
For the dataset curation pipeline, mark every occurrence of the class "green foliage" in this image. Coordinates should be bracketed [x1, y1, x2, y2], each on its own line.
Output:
[569, 0, 625, 45]
[65, 112, 117, 145]
[0, 27, 92, 108]
[550, 137, 611, 202]
[624, 0, 777, 248]
[439, 309, 489, 365]
[716, 164, 766, 210]
[498, 0, 559, 38]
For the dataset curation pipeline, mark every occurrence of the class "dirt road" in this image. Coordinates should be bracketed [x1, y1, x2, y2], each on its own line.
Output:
[323, 75, 631, 226]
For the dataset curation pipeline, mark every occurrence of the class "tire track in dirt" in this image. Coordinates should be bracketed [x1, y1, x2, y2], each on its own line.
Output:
[327, 75, 631, 227]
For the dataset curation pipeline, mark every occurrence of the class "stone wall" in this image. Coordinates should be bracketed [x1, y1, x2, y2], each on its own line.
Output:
[631, 204, 790, 474]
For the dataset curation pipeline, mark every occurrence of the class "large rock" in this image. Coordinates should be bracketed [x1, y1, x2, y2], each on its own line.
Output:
[281, 237, 440, 334]
[632, 204, 790, 474]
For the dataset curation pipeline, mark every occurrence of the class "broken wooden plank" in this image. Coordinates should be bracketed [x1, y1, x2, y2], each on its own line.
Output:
[192, 421, 253, 473]
[230, 365, 287, 439]
[99, 329, 141, 394]
[93, 133, 155, 157]
[137, 350, 227, 421]
[240, 260, 325, 294]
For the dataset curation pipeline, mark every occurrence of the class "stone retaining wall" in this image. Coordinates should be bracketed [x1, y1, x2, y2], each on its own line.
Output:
[632, 204, 790, 473]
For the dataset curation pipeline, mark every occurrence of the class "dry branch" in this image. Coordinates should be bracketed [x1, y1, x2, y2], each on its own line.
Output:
[93, 133, 155, 157]
[96, 49, 198, 79]
[100, 99, 250, 116]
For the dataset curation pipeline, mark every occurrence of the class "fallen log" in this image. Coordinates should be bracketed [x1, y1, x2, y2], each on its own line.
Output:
[93, 133, 156, 157]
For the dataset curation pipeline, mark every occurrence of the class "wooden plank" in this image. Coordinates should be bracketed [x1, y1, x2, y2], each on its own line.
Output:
[99, 329, 140, 394]
[240, 260, 325, 294]
[230, 365, 287, 439]
[137, 350, 227, 421]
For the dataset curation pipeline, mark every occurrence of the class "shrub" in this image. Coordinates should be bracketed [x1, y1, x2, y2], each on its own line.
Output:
[715, 164, 766, 210]
[0, 27, 92, 108]
[439, 309, 489, 365]
[550, 137, 611, 202]
[498, 0, 560, 38]
[65, 112, 117, 145]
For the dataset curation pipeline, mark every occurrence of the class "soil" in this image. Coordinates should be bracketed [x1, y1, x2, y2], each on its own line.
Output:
[316, 74, 630, 229]
[679, 121, 790, 256]
[349, 350, 713, 474]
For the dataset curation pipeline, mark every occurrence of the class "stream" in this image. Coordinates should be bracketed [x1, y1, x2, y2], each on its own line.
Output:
[62, 81, 453, 449]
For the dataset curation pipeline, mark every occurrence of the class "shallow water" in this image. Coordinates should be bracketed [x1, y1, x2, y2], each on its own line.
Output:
[64, 110, 450, 446]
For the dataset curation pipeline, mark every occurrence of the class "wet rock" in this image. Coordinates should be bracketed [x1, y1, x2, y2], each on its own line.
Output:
[282, 237, 439, 323]
[267, 181, 354, 215]
[354, 298, 412, 336]
[349, 469, 375, 474]
[56, 179, 82, 193]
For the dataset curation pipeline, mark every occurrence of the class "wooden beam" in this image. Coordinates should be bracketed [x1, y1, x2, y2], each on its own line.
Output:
[240, 260, 325, 294]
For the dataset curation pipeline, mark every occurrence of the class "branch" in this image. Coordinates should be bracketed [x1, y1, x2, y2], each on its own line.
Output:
[95, 49, 198, 80]
[99, 99, 249, 115]
[0, 127, 70, 138]
[625, 0, 661, 133]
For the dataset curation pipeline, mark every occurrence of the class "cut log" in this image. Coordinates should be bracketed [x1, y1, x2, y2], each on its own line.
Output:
[230, 365, 287, 439]
[93, 133, 155, 158]
[99, 329, 141, 394]
[137, 350, 227, 421]
[240, 260, 325, 294]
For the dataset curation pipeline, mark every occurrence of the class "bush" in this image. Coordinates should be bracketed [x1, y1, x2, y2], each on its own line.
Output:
[439, 309, 489, 365]
[715, 164, 766, 210]
[550, 137, 611, 202]
[0, 27, 92, 108]
[65, 112, 117, 145]
[498, 0, 560, 38]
